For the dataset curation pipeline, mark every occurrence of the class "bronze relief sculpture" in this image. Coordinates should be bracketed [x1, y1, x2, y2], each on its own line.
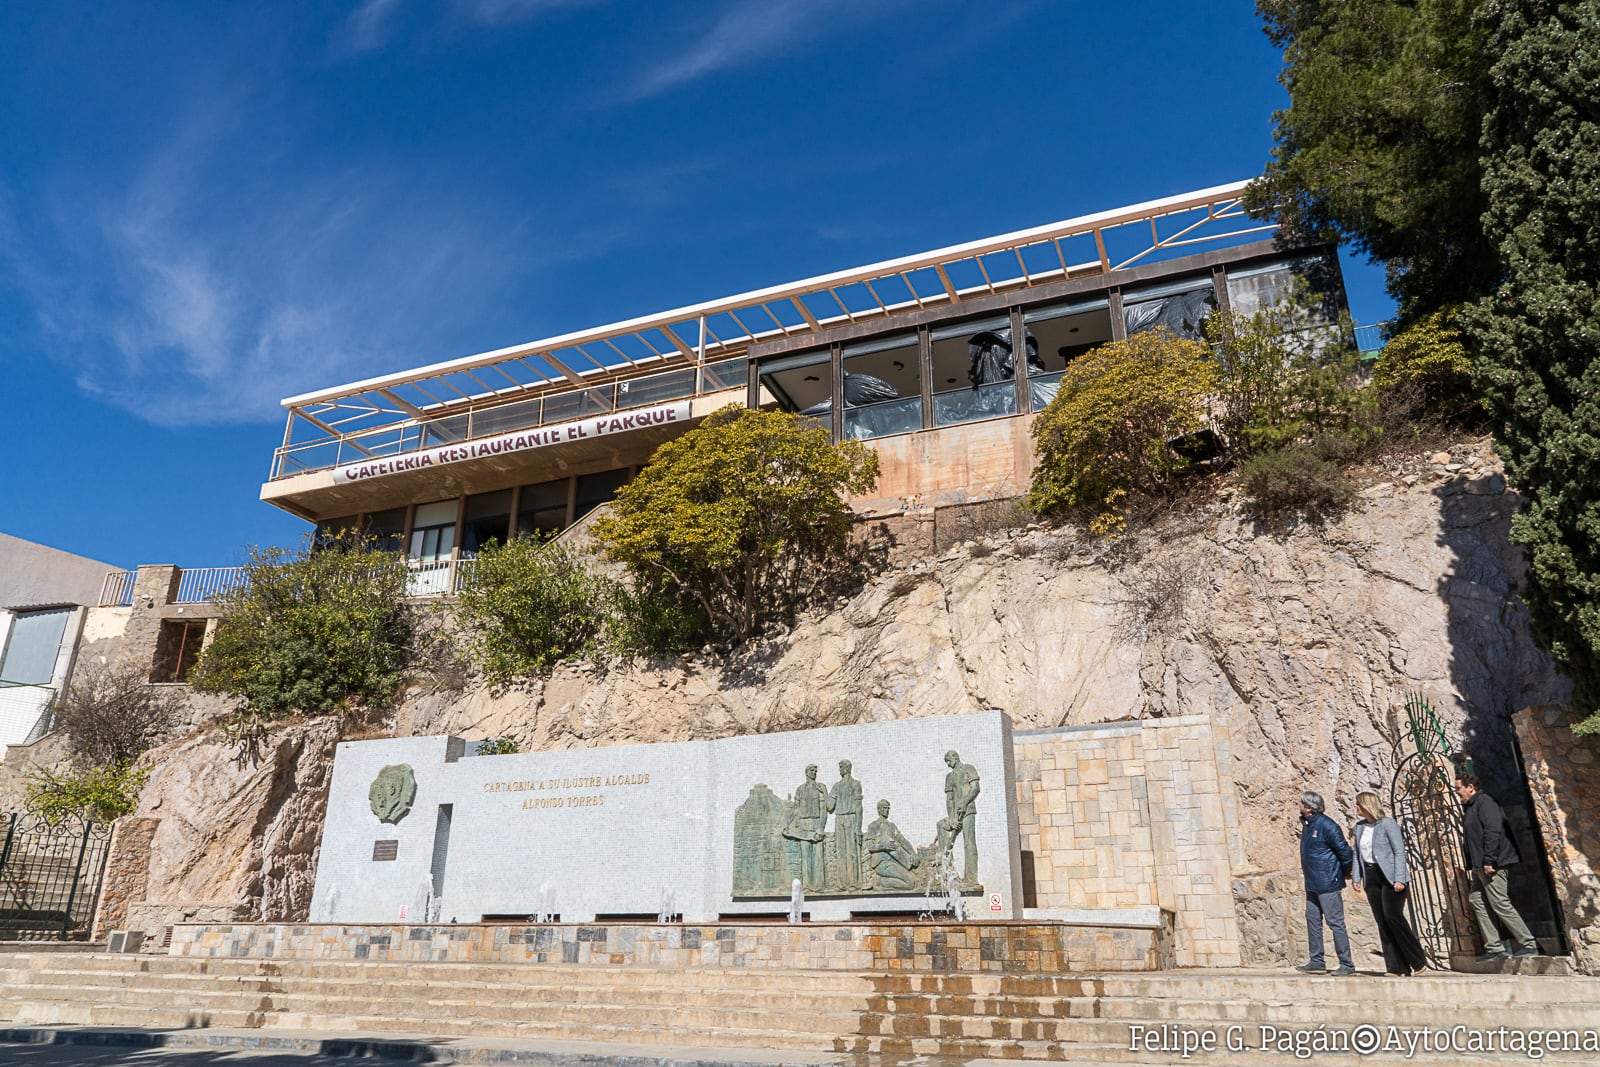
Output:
[369, 764, 418, 825]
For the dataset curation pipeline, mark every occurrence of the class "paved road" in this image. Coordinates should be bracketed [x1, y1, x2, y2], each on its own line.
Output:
[0, 1045, 341, 1066]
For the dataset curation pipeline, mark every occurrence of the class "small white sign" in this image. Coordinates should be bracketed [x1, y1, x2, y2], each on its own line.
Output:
[398, 904, 409, 920]
[988, 892, 1003, 912]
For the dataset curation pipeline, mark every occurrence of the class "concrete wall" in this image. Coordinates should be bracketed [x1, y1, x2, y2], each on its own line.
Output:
[310, 711, 1021, 926]
[0, 532, 122, 609]
[863, 414, 1036, 504]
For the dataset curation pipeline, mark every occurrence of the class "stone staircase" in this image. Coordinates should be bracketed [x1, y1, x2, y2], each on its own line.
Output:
[1, 952, 1597, 1064]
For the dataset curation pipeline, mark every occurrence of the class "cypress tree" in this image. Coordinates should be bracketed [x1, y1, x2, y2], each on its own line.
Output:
[1470, 0, 1600, 730]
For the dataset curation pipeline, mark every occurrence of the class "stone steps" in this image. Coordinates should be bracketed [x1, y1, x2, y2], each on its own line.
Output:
[7, 969, 1599, 1031]
[2, 952, 1595, 1066]
[5, 959, 1591, 1008]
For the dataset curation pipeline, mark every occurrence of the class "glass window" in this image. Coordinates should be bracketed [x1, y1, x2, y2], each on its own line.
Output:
[543, 386, 613, 424]
[364, 508, 407, 553]
[1225, 256, 1345, 357]
[313, 515, 359, 550]
[699, 356, 747, 393]
[420, 413, 468, 448]
[617, 367, 696, 410]
[841, 333, 921, 440]
[1226, 255, 1342, 320]
[1023, 298, 1114, 411]
[516, 478, 569, 538]
[575, 468, 630, 518]
[1122, 276, 1216, 340]
[931, 315, 1021, 426]
[1, 608, 71, 685]
[409, 500, 457, 562]
[461, 490, 513, 557]
[757, 349, 831, 415]
[472, 397, 543, 438]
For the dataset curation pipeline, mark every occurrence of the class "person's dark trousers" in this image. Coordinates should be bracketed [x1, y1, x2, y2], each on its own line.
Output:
[1364, 872, 1429, 974]
[1305, 890, 1352, 969]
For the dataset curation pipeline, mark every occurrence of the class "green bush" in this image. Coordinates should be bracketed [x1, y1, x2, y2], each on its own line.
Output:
[1238, 446, 1355, 522]
[1205, 298, 1362, 456]
[1371, 307, 1480, 424]
[1028, 329, 1217, 529]
[194, 538, 412, 717]
[594, 406, 880, 644]
[25, 761, 147, 823]
[602, 581, 702, 659]
[456, 534, 613, 681]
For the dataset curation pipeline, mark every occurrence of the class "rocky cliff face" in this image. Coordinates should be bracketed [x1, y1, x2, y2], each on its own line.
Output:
[130, 717, 340, 929]
[131, 438, 1568, 960]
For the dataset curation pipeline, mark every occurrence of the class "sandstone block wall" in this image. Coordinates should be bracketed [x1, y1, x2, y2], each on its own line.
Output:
[1014, 716, 1243, 967]
[90, 816, 160, 941]
[1513, 704, 1600, 973]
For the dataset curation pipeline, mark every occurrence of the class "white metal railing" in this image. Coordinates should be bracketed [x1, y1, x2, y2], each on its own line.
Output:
[271, 182, 1273, 481]
[99, 570, 137, 607]
[100, 561, 479, 608]
[174, 567, 250, 604]
[405, 558, 476, 598]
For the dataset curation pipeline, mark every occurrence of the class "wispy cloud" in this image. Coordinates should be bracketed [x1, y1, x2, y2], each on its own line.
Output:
[334, 0, 405, 54]
[618, 0, 851, 103]
[452, 0, 601, 27]
[0, 107, 537, 427]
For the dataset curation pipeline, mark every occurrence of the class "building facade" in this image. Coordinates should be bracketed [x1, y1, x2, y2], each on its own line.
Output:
[260, 182, 1345, 576]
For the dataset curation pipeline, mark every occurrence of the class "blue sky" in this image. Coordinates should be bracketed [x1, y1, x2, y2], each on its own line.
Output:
[0, 2, 1394, 570]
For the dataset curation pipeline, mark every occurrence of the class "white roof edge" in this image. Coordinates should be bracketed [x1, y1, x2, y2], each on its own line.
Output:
[281, 180, 1254, 409]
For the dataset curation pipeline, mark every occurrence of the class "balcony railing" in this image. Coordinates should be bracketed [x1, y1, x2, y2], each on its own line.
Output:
[1354, 321, 1393, 356]
[272, 356, 749, 481]
[406, 558, 476, 598]
[175, 567, 251, 604]
[97, 561, 483, 608]
[99, 571, 137, 607]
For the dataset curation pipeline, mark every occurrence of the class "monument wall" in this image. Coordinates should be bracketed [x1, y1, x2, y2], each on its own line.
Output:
[310, 711, 1021, 924]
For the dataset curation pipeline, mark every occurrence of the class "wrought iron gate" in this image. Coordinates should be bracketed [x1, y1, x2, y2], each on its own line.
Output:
[1388, 695, 1478, 964]
[0, 812, 113, 940]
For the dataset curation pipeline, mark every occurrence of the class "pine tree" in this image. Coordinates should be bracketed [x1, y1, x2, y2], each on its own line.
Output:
[1249, 0, 1497, 318]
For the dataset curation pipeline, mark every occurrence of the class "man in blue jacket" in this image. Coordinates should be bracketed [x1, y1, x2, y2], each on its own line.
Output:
[1297, 790, 1355, 975]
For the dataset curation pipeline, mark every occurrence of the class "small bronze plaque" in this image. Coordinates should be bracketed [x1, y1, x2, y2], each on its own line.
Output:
[372, 839, 399, 862]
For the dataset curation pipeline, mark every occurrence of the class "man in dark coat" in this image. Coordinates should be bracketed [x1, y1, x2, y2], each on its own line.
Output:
[1297, 790, 1355, 975]
[1456, 771, 1539, 962]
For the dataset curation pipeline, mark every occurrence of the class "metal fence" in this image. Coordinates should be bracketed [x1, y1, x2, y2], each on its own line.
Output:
[99, 570, 137, 607]
[175, 567, 250, 604]
[0, 812, 113, 940]
[1354, 321, 1393, 355]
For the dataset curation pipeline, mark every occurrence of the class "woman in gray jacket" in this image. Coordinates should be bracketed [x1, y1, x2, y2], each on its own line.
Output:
[1352, 791, 1430, 975]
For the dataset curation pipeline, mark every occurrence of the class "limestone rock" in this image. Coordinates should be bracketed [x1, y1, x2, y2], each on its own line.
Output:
[136, 717, 340, 923]
[129, 441, 1569, 963]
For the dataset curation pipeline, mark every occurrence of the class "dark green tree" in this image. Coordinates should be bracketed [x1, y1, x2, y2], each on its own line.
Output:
[1248, 0, 1498, 318]
[455, 534, 613, 681]
[1468, 0, 1600, 732]
[194, 538, 413, 717]
[593, 406, 879, 644]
